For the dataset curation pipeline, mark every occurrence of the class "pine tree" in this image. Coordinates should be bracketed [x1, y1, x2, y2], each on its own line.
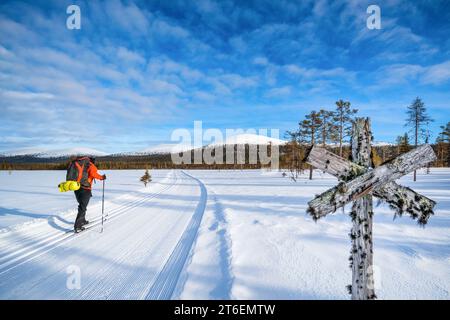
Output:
[396, 133, 410, 155]
[300, 110, 322, 180]
[140, 169, 152, 187]
[436, 122, 450, 167]
[437, 122, 450, 143]
[285, 130, 299, 142]
[425, 121, 432, 174]
[371, 148, 383, 167]
[318, 109, 338, 147]
[283, 131, 302, 181]
[405, 97, 433, 181]
[333, 100, 358, 157]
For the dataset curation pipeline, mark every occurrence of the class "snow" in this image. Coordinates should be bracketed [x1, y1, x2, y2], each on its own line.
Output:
[104, 134, 287, 157]
[0, 147, 48, 156]
[139, 143, 194, 154]
[372, 141, 393, 146]
[209, 133, 286, 146]
[0, 147, 107, 158]
[110, 144, 192, 156]
[326, 141, 393, 147]
[0, 168, 449, 299]
[124, 134, 287, 156]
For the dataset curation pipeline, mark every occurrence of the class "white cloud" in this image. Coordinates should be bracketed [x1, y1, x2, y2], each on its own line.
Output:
[377, 63, 423, 85]
[219, 73, 258, 88]
[372, 61, 450, 87]
[0, 45, 14, 58]
[152, 19, 190, 39]
[422, 60, 450, 85]
[193, 91, 216, 101]
[2, 90, 54, 100]
[253, 56, 268, 66]
[0, 16, 39, 46]
[116, 47, 145, 65]
[284, 64, 308, 76]
[102, 0, 150, 35]
[265, 86, 292, 98]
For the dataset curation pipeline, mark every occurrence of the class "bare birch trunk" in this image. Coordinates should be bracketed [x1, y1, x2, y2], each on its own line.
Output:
[350, 118, 375, 300]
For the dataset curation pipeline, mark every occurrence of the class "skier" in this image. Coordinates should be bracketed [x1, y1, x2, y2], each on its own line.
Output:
[71, 157, 106, 233]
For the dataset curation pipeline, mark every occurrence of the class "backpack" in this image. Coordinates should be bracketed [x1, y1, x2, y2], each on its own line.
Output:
[66, 157, 91, 188]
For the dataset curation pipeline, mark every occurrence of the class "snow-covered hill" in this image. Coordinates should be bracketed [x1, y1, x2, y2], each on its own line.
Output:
[0, 137, 392, 159]
[140, 143, 194, 154]
[372, 141, 394, 147]
[0, 147, 108, 158]
[326, 141, 393, 147]
[114, 134, 287, 156]
[209, 133, 286, 147]
[109, 144, 194, 156]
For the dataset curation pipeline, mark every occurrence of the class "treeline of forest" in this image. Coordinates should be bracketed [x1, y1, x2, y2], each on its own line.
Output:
[0, 143, 448, 171]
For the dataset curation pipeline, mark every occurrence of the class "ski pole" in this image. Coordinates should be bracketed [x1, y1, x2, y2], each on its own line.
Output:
[101, 179, 105, 233]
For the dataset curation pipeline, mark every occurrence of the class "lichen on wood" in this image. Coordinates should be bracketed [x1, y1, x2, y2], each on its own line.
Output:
[349, 118, 375, 300]
[307, 144, 436, 218]
[306, 145, 436, 224]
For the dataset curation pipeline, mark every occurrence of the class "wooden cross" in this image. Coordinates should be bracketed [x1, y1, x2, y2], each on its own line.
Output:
[306, 118, 437, 300]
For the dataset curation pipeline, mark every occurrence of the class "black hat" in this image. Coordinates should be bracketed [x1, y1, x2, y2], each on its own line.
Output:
[89, 157, 96, 164]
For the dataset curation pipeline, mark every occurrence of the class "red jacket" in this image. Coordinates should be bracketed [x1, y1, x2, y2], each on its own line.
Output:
[83, 162, 104, 190]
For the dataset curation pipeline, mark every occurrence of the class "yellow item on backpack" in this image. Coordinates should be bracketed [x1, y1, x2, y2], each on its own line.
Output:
[58, 180, 81, 192]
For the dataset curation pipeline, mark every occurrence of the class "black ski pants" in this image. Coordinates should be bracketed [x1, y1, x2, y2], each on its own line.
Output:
[74, 188, 92, 229]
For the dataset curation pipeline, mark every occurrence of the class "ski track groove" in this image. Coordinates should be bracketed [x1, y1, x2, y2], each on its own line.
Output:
[0, 172, 175, 244]
[144, 170, 207, 300]
[0, 171, 179, 275]
[208, 190, 234, 299]
[101, 212, 188, 300]
[0, 171, 180, 298]
[71, 182, 183, 299]
[0, 172, 176, 259]
[77, 177, 189, 300]
[0, 170, 207, 300]
[72, 203, 175, 299]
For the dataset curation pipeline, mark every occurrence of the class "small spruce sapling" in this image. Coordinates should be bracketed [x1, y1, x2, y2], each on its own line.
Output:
[140, 169, 152, 187]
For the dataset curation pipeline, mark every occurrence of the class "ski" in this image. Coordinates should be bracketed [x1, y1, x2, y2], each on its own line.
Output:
[72, 223, 97, 235]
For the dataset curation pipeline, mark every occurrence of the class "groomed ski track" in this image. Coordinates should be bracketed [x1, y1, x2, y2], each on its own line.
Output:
[0, 170, 207, 299]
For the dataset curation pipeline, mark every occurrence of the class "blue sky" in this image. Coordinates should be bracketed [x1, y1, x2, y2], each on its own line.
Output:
[0, 0, 449, 153]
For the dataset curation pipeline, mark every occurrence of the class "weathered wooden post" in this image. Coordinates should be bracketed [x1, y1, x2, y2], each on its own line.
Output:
[349, 118, 374, 299]
[305, 117, 437, 300]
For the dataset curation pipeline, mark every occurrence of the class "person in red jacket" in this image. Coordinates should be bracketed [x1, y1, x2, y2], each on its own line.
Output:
[74, 157, 106, 232]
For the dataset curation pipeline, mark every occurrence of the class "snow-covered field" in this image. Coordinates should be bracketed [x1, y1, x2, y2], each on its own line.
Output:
[0, 168, 449, 299]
